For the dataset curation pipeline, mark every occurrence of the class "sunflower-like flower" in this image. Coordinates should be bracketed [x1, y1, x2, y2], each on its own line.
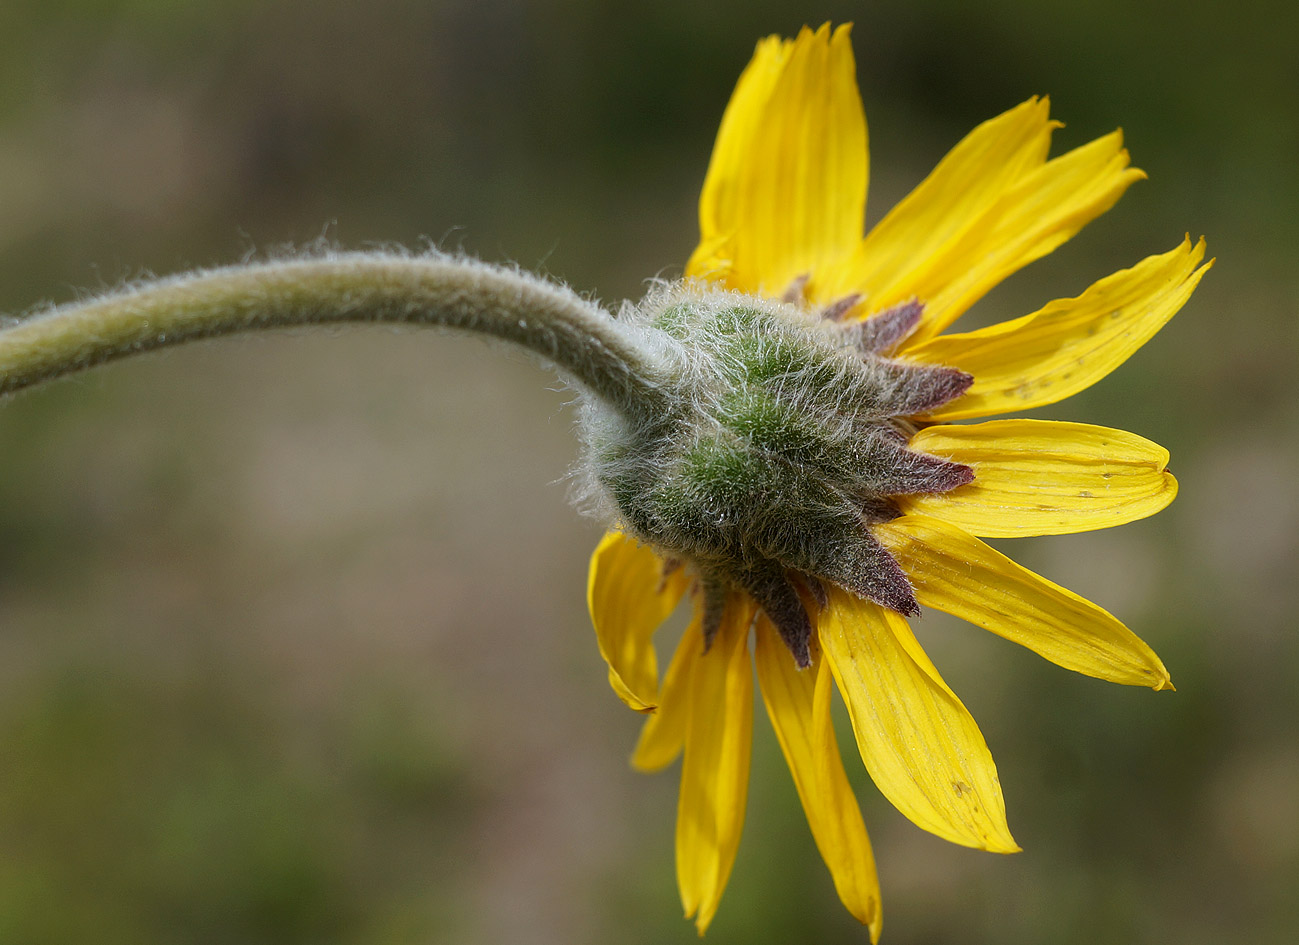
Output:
[585, 23, 1209, 939]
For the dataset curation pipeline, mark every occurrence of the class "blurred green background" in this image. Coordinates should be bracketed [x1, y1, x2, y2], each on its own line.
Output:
[0, 1, 1295, 943]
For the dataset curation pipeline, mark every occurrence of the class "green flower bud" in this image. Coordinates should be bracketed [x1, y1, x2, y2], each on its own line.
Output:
[577, 284, 974, 666]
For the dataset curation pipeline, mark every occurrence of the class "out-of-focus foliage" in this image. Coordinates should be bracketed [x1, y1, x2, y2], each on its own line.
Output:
[0, 2, 1294, 944]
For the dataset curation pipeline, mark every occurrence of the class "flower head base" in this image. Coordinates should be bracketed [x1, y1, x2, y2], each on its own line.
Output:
[586, 21, 1210, 940]
[581, 286, 976, 664]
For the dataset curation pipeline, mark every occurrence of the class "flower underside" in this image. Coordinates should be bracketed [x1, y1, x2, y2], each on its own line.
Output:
[582, 22, 1213, 938]
[580, 284, 973, 666]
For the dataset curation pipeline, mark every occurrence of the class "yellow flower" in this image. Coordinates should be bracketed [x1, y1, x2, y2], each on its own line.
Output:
[587, 23, 1210, 939]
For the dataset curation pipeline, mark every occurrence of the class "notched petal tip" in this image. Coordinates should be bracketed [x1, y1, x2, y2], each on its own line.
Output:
[1146, 653, 1175, 692]
[910, 236, 1212, 421]
[901, 419, 1180, 537]
[880, 513, 1175, 689]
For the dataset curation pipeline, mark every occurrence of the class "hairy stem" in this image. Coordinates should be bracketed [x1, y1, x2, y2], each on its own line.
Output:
[0, 253, 670, 416]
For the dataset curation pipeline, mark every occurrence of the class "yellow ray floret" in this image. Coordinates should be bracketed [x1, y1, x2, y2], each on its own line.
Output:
[876, 514, 1173, 689]
[903, 130, 1147, 340]
[819, 586, 1019, 853]
[688, 23, 866, 294]
[754, 617, 882, 940]
[903, 419, 1178, 537]
[908, 237, 1212, 420]
[675, 599, 755, 934]
[632, 610, 699, 773]
[588, 530, 688, 712]
[820, 96, 1056, 312]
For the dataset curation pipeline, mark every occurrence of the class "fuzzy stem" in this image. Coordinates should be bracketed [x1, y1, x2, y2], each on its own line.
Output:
[0, 253, 670, 416]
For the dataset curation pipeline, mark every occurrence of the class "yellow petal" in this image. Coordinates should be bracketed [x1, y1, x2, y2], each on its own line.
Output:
[588, 531, 688, 712]
[632, 610, 701, 772]
[686, 23, 867, 296]
[819, 97, 1055, 309]
[907, 238, 1212, 420]
[903, 419, 1178, 537]
[902, 130, 1147, 342]
[676, 597, 755, 934]
[876, 513, 1173, 689]
[819, 586, 1019, 853]
[754, 618, 882, 940]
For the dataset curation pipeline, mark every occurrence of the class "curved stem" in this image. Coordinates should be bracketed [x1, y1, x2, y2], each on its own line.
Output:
[0, 253, 670, 417]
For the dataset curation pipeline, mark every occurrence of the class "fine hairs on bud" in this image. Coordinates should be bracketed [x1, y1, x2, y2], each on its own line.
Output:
[572, 281, 974, 665]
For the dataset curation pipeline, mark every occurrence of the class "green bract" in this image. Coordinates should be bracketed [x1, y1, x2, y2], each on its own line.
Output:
[577, 284, 974, 665]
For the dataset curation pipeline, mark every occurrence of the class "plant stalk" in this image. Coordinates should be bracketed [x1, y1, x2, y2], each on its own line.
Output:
[0, 253, 669, 417]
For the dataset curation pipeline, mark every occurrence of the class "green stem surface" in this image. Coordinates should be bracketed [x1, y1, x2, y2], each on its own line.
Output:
[0, 253, 668, 416]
